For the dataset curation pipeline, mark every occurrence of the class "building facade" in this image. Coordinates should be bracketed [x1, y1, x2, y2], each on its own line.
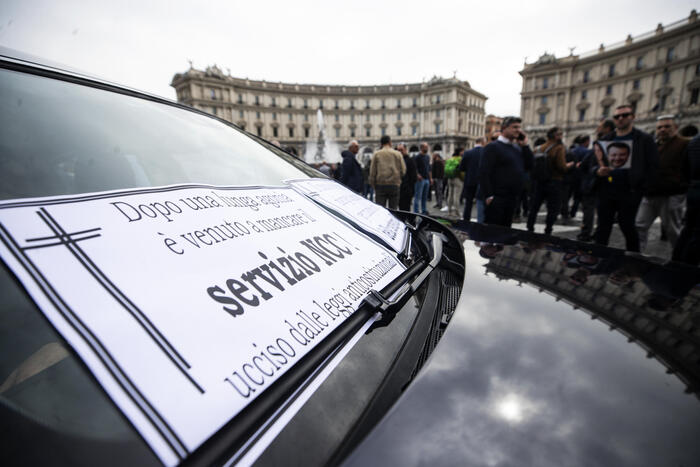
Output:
[170, 70, 487, 163]
[520, 10, 700, 141]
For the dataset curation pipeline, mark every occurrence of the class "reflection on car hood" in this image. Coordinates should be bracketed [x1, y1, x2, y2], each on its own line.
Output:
[345, 222, 700, 466]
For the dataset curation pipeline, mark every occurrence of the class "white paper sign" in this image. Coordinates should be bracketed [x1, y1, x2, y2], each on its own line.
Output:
[287, 179, 408, 253]
[0, 184, 406, 466]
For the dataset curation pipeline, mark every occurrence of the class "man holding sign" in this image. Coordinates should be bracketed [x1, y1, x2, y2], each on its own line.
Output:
[594, 105, 659, 251]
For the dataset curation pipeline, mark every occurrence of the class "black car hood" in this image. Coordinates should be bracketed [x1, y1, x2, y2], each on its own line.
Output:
[345, 222, 700, 466]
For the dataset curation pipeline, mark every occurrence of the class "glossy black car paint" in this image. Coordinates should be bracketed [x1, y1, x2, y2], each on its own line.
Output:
[345, 221, 700, 467]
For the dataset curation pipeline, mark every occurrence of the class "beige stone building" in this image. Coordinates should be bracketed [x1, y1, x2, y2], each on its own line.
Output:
[170, 70, 487, 163]
[520, 10, 700, 141]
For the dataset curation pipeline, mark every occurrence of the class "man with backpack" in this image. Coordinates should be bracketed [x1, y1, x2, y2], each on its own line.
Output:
[526, 126, 573, 235]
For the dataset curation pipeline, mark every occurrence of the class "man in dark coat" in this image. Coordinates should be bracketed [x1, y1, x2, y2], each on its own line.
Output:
[478, 117, 534, 227]
[398, 143, 417, 211]
[635, 115, 689, 252]
[594, 104, 659, 252]
[673, 133, 700, 265]
[340, 140, 364, 194]
[460, 138, 484, 221]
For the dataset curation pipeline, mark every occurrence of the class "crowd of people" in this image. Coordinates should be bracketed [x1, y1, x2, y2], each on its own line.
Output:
[332, 105, 699, 265]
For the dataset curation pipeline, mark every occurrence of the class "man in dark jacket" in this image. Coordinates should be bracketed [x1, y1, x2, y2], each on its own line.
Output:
[413, 142, 432, 214]
[526, 126, 573, 235]
[479, 116, 534, 227]
[594, 104, 660, 252]
[635, 116, 689, 252]
[460, 137, 484, 221]
[398, 143, 417, 211]
[673, 133, 700, 265]
[340, 140, 364, 194]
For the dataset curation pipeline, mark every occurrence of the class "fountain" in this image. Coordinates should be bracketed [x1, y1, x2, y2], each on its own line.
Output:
[303, 109, 341, 164]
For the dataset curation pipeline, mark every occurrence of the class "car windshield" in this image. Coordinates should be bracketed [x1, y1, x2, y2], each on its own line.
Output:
[0, 67, 317, 201]
[0, 64, 322, 466]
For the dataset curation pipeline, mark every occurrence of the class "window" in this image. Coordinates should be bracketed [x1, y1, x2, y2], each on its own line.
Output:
[606, 85, 613, 95]
[365, 100, 370, 109]
[303, 99, 308, 109]
[541, 96, 547, 105]
[256, 126, 262, 136]
[318, 99, 323, 109]
[581, 90, 587, 99]
[663, 69, 670, 85]
[350, 128, 356, 137]
[211, 107, 217, 116]
[636, 56, 644, 70]
[542, 77, 549, 89]
[608, 64, 615, 77]
[397, 126, 401, 136]
[350, 114, 355, 122]
[412, 97, 417, 107]
[696, 63, 700, 76]
[287, 98, 292, 108]
[381, 127, 386, 136]
[256, 111, 261, 119]
[436, 109, 441, 118]
[578, 109, 586, 122]
[366, 114, 370, 122]
[397, 113, 401, 121]
[239, 110, 244, 118]
[381, 99, 386, 109]
[633, 79, 640, 90]
[659, 95, 667, 111]
[304, 127, 310, 138]
[255, 95, 260, 106]
[335, 128, 340, 138]
[272, 112, 277, 120]
[288, 113, 293, 121]
[210, 89, 216, 100]
[396, 99, 401, 108]
[435, 123, 441, 133]
[583, 70, 590, 83]
[271, 97, 276, 107]
[238, 94, 243, 104]
[412, 125, 417, 136]
[436, 95, 441, 104]
[366, 127, 371, 137]
[350, 100, 355, 109]
[288, 127, 294, 137]
[273, 127, 278, 138]
[690, 88, 699, 105]
[539, 113, 546, 125]
[335, 114, 339, 122]
[334, 100, 339, 109]
[381, 113, 386, 122]
[602, 105, 610, 118]
[304, 114, 308, 122]
[667, 46, 675, 62]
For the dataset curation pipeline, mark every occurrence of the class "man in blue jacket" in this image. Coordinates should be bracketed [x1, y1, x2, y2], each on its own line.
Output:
[340, 140, 364, 194]
[478, 117, 534, 227]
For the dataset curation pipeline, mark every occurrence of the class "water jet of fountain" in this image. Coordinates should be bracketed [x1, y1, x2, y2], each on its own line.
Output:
[303, 109, 341, 164]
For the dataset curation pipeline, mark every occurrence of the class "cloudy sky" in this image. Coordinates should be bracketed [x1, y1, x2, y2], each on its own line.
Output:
[1, 1, 696, 116]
